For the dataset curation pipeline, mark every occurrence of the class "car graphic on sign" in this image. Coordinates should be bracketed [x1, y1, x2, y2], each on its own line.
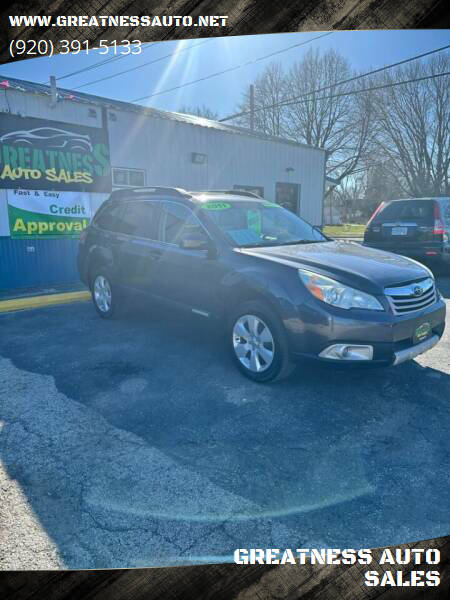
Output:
[0, 127, 93, 152]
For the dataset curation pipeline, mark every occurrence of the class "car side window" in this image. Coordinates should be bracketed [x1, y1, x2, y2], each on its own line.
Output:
[114, 203, 139, 235]
[159, 203, 204, 244]
[132, 202, 160, 240]
[94, 203, 123, 231]
[111, 201, 158, 238]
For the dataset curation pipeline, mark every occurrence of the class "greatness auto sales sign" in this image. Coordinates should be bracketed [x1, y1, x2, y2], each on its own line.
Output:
[8, 189, 90, 238]
[0, 113, 111, 192]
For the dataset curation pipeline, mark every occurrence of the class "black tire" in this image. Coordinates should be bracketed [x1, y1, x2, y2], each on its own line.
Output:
[90, 268, 117, 319]
[228, 300, 295, 382]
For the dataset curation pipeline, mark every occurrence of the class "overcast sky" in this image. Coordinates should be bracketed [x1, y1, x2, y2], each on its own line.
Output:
[1, 30, 448, 119]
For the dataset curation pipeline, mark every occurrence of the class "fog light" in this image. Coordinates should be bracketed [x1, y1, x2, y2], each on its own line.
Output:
[319, 344, 373, 361]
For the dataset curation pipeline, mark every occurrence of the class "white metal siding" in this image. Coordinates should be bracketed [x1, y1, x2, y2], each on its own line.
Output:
[0, 89, 325, 230]
[0, 88, 103, 128]
[108, 110, 325, 224]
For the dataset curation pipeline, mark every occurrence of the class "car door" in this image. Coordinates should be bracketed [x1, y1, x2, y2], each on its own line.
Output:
[113, 200, 163, 294]
[153, 202, 218, 314]
[90, 202, 126, 281]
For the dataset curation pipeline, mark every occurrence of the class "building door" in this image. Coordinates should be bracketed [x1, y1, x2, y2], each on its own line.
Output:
[275, 182, 300, 214]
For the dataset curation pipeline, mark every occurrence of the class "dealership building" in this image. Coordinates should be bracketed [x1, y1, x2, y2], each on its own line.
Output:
[0, 75, 326, 291]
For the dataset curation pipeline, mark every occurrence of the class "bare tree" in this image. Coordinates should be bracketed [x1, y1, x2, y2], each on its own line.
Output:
[285, 48, 373, 191]
[177, 104, 219, 120]
[231, 62, 289, 137]
[361, 160, 404, 215]
[232, 49, 373, 192]
[333, 175, 368, 223]
[371, 53, 450, 196]
[230, 48, 449, 203]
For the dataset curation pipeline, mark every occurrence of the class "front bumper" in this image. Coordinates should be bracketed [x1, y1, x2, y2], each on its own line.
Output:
[287, 295, 446, 366]
[392, 334, 440, 365]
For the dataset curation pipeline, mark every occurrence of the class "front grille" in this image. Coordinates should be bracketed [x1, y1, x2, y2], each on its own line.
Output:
[384, 278, 436, 315]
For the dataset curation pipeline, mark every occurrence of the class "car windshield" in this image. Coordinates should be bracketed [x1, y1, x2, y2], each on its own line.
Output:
[199, 199, 327, 247]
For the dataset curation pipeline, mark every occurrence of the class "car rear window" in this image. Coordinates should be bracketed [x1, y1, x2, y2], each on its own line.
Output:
[374, 200, 435, 224]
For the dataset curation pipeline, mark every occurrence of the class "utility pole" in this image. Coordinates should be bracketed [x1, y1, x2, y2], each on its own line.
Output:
[249, 84, 255, 132]
[49, 75, 57, 107]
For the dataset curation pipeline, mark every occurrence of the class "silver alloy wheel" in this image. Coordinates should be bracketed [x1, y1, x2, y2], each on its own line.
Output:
[232, 314, 275, 373]
[93, 275, 112, 313]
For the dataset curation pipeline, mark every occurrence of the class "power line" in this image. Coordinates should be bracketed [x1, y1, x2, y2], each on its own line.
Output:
[220, 44, 450, 122]
[266, 71, 449, 177]
[73, 38, 213, 90]
[227, 71, 449, 135]
[279, 71, 449, 109]
[56, 56, 125, 81]
[54, 42, 158, 82]
[130, 32, 334, 103]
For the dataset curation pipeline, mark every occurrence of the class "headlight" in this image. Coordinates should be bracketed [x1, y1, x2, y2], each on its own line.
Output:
[298, 269, 384, 311]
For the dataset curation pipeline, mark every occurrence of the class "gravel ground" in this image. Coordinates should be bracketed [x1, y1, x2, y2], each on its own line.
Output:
[0, 274, 449, 569]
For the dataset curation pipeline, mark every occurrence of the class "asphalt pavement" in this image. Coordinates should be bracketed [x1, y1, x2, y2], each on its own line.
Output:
[0, 273, 449, 569]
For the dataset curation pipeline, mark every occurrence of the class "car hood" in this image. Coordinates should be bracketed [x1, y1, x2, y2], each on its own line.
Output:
[238, 241, 432, 294]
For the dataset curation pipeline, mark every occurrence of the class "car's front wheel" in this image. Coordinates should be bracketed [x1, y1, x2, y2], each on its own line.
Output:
[229, 301, 294, 382]
[91, 271, 116, 318]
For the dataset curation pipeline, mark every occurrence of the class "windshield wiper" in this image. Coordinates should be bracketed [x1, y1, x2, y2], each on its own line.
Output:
[238, 240, 323, 248]
[277, 240, 316, 245]
[237, 238, 327, 248]
[263, 239, 325, 247]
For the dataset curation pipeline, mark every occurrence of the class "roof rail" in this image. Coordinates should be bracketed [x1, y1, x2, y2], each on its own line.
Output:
[191, 189, 263, 199]
[110, 186, 191, 199]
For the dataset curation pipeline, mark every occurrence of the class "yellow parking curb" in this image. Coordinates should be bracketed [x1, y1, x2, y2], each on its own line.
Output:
[0, 290, 92, 313]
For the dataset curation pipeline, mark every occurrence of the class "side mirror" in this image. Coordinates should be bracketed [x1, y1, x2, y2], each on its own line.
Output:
[179, 231, 210, 250]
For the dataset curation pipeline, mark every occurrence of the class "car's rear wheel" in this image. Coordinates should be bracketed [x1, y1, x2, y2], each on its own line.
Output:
[229, 300, 295, 382]
[91, 271, 116, 318]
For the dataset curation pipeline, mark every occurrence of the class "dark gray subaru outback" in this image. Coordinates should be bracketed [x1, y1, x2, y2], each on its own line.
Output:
[78, 187, 446, 382]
